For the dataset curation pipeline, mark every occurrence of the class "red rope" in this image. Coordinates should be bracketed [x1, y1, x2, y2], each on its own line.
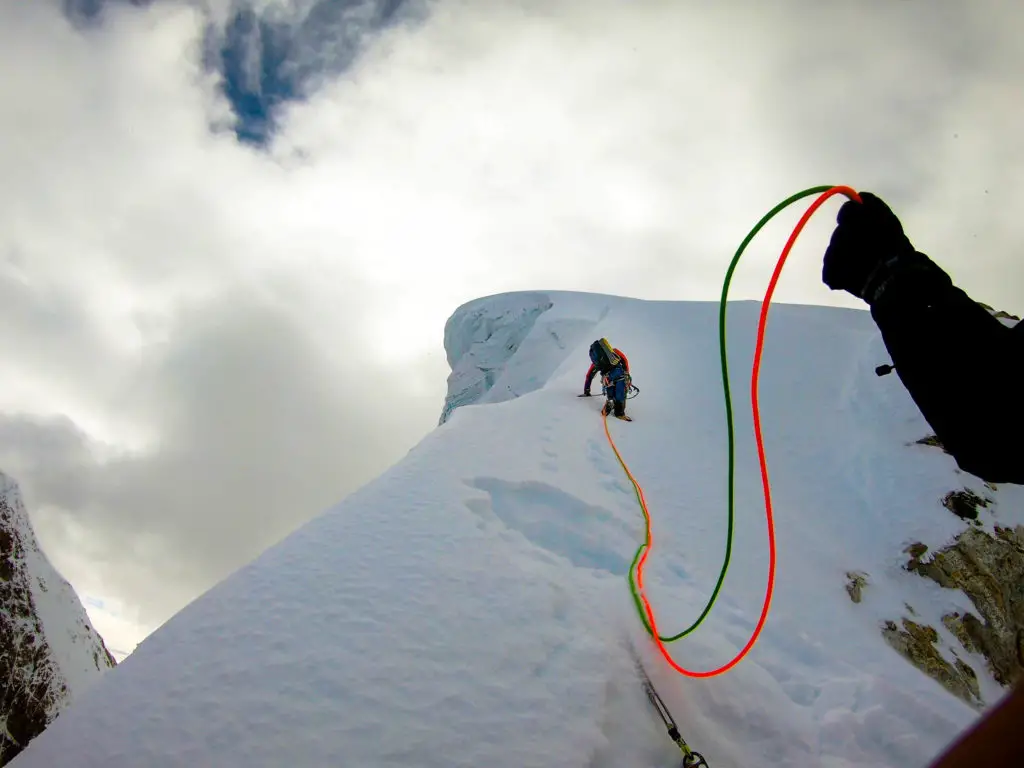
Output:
[627, 185, 861, 677]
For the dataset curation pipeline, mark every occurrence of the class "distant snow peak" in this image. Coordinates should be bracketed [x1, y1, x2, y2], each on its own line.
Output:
[0, 471, 115, 766]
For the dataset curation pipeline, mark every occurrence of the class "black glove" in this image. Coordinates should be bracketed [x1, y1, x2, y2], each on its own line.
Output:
[822, 192, 914, 302]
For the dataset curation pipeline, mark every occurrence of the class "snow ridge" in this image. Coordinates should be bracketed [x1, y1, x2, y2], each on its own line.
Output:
[11, 291, 1024, 768]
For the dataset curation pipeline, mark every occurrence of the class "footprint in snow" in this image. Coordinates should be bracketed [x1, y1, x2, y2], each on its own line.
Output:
[465, 477, 636, 575]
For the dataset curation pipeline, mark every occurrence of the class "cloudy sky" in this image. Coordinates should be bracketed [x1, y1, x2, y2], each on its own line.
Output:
[2, 0, 1021, 658]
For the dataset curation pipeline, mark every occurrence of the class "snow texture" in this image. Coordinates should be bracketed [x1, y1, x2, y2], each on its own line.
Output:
[1, 471, 114, 763]
[11, 291, 1024, 768]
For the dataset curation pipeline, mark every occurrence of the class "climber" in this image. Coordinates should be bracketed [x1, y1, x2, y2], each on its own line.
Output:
[580, 338, 632, 421]
[821, 191, 1023, 485]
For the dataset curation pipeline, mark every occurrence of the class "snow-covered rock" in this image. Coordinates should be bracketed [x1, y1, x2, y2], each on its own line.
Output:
[0, 471, 115, 765]
[10, 291, 1024, 768]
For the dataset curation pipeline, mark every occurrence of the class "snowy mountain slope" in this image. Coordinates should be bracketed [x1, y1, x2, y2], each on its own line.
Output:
[1, 471, 115, 765]
[11, 291, 1024, 768]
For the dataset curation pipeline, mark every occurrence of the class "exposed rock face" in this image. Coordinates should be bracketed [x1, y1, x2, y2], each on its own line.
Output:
[905, 526, 1024, 690]
[1, 471, 115, 766]
[849, 450, 1023, 708]
[940, 488, 993, 522]
[881, 617, 982, 708]
[915, 433, 947, 452]
[976, 302, 1020, 324]
[868, 412, 1024, 708]
[845, 570, 868, 604]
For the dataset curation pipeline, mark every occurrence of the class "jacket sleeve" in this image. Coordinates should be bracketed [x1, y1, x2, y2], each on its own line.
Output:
[584, 363, 597, 393]
[870, 260, 1024, 484]
[616, 350, 630, 372]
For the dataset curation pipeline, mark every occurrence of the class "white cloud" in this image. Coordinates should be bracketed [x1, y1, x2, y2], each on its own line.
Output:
[2, 0, 1021, 648]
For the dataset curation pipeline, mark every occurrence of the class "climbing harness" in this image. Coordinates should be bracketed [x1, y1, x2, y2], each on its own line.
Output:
[601, 376, 639, 400]
[630, 646, 709, 767]
[604, 186, 862, 678]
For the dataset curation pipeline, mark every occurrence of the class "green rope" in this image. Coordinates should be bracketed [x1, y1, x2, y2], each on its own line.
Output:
[628, 185, 833, 642]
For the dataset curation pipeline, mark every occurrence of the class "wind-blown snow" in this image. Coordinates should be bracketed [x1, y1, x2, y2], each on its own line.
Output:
[12, 291, 1023, 768]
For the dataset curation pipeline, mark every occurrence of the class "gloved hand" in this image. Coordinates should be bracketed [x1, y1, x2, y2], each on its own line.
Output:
[822, 192, 914, 302]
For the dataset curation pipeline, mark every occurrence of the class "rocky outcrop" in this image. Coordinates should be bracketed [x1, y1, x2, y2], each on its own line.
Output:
[940, 488, 993, 522]
[845, 570, 868, 604]
[977, 302, 1020, 324]
[1, 471, 115, 766]
[848, 458, 1023, 708]
[904, 526, 1024, 690]
[881, 617, 982, 707]
[872, 523, 1024, 710]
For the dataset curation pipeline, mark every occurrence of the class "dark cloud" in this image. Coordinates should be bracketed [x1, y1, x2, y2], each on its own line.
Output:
[3, 288, 446, 628]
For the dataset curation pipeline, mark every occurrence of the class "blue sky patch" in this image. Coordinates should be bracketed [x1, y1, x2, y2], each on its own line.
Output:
[64, 0, 414, 146]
